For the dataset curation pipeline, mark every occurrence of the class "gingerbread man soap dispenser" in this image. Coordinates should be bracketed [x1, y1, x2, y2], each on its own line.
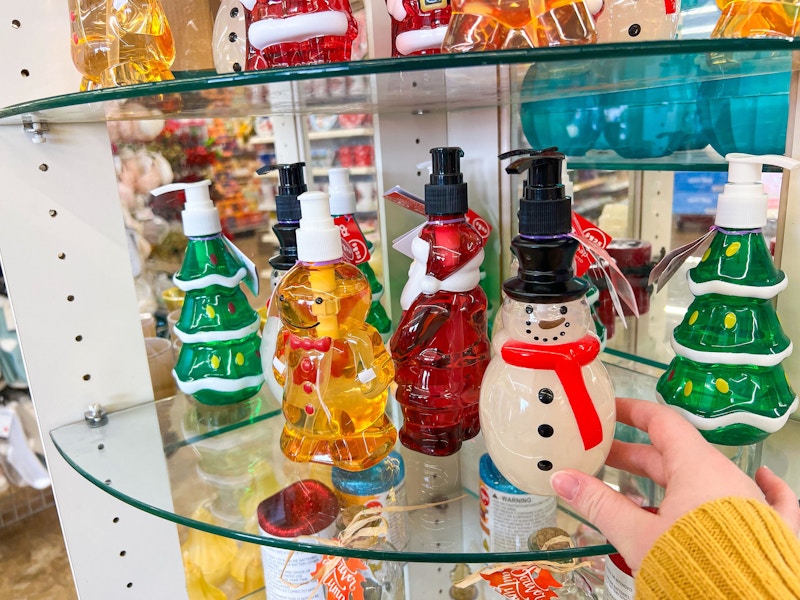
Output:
[480, 149, 615, 496]
[273, 190, 397, 471]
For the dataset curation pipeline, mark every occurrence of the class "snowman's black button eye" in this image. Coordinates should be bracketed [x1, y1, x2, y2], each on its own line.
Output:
[279, 295, 285, 302]
[538, 388, 554, 404]
[315, 297, 323, 304]
[560, 306, 568, 315]
[629, 23, 641, 37]
[525, 306, 533, 314]
[537, 460, 553, 471]
[526, 329, 531, 334]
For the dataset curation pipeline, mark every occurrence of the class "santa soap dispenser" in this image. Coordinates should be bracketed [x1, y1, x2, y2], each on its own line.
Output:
[152, 180, 264, 405]
[272, 190, 396, 470]
[480, 149, 615, 496]
[657, 153, 800, 446]
[390, 147, 491, 457]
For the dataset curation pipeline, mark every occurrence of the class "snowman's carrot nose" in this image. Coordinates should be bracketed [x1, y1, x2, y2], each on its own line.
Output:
[539, 318, 565, 330]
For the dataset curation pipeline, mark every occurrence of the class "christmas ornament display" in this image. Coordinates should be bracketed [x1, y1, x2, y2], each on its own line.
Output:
[273, 191, 396, 470]
[442, 0, 600, 52]
[238, 0, 358, 69]
[390, 147, 491, 456]
[480, 149, 615, 496]
[385, 0, 451, 56]
[153, 181, 264, 405]
[328, 167, 392, 342]
[68, 0, 175, 90]
[656, 153, 800, 445]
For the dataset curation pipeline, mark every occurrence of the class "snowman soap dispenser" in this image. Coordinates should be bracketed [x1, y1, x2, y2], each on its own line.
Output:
[480, 149, 616, 496]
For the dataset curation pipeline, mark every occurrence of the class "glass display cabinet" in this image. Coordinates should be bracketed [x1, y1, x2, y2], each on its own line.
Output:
[3, 2, 800, 599]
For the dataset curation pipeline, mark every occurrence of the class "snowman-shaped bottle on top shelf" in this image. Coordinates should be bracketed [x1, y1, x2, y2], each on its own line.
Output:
[480, 149, 615, 496]
[594, 0, 681, 42]
[390, 147, 491, 457]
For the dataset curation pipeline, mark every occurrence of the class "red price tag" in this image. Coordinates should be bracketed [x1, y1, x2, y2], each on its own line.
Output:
[482, 567, 561, 600]
[312, 556, 368, 600]
[572, 213, 612, 277]
[334, 215, 371, 265]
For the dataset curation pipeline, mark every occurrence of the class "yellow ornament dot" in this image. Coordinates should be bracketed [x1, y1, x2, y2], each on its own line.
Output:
[701, 248, 711, 262]
[210, 355, 220, 370]
[688, 311, 699, 325]
[725, 242, 741, 257]
[683, 381, 693, 396]
[206, 305, 216, 319]
[235, 352, 245, 366]
[715, 378, 730, 394]
[724, 313, 736, 329]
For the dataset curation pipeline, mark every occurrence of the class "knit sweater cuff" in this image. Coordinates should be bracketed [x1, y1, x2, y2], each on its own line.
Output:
[635, 497, 800, 600]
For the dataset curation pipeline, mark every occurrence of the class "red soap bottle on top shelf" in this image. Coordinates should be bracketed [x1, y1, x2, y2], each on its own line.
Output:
[240, 0, 358, 69]
[390, 147, 491, 457]
[386, 0, 452, 57]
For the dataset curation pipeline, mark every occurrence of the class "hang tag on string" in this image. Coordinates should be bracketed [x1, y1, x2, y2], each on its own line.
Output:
[572, 234, 639, 326]
[649, 228, 716, 293]
[222, 235, 260, 296]
[572, 213, 613, 277]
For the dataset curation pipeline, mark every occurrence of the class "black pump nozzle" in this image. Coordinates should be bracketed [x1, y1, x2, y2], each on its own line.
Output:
[257, 162, 307, 221]
[424, 147, 469, 216]
[499, 148, 571, 236]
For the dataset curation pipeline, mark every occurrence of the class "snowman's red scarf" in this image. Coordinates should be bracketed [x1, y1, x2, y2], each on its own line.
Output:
[500, 334, 603, 451]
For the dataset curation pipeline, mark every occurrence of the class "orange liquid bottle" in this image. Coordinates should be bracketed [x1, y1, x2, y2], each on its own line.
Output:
[68, 0, 175, 90]
[442, 0, 597, 52]
[274, 191, 396, 471]
[713, 0, 800, 39]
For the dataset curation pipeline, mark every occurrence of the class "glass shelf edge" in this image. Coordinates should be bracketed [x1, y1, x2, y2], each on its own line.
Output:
[3, 38, 800, 124]
[50, 432, 616, 563]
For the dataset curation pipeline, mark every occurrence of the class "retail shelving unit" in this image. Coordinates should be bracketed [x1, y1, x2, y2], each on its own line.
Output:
[4, 2, 800, 599]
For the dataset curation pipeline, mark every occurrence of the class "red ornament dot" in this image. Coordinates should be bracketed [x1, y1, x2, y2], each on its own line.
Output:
[70, 11, 76, 21]
[209, 253, 218, 266]
[667, 369, 675, 381]
[228, 302, 236, 313]
[72, 33, 79, 44]
[303, 382, 313, 394]
[304, 404, 315, 415]
[300, 358, 313, 373]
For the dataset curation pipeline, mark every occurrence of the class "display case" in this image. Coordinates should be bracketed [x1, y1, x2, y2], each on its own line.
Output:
[4, 2, 800, 599]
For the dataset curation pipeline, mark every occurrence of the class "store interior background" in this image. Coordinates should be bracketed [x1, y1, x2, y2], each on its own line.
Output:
[1, 0, 793, 598]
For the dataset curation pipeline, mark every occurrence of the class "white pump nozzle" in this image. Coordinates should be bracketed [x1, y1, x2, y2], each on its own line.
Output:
[152, 180, 220, 237]
[296, 191, 343, 262]
[715, 153, 800, 229]
[416, 160, 433, 176]
[328, 168, 356, 215]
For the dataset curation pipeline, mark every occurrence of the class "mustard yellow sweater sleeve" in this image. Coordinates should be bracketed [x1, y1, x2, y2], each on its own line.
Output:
[635, 497, 800, 599]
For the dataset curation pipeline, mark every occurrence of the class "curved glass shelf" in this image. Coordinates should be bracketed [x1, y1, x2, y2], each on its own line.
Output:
[50, 356, 661, 564]
[2, 39, 798, 126]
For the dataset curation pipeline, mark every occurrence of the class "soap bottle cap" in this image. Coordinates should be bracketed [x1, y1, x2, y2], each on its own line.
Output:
[257, 162, 307, 221]
[424, 147, 469, 216]
[716, 153, 800, 229]
[501, 148, 571, 236]
[296, 191, 343, 263]
[151, 180, 219, 237]
[328, 167, 356, 215]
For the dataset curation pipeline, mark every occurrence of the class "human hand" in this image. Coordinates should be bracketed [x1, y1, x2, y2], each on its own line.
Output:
[550, 396, 800, 572]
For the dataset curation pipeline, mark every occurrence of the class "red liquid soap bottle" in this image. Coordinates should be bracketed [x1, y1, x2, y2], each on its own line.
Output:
[239, 0, 358, 69]
[385, 0, 452, 57]
[390, 147, 491, 456]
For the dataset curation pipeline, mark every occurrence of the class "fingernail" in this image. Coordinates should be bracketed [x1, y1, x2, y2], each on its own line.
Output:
[550, 471, 580, 501]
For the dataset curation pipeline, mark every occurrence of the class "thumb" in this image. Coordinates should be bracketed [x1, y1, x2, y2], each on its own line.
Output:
[551, 470, 652, 566]
[755, 466, 800, 535]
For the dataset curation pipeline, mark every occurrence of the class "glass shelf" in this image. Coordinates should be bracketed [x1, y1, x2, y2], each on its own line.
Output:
[50, 355, 661, 564]
[2, 39, 798, 126]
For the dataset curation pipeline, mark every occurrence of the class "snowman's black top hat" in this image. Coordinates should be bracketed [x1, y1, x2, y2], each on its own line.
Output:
[500, 148, 587, 304]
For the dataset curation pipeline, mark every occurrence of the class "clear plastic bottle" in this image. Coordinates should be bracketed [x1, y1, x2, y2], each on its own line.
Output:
[390, 147, 491, 457]
[273, 191, 396, 470]
[713, 0, 800, 39]
[442, 0, 597, 52]
[68, 0, 175, 90]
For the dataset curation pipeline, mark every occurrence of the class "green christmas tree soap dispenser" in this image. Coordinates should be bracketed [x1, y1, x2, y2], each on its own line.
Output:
[657, 153, 800, 445]
[153, 180, 264, 405]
